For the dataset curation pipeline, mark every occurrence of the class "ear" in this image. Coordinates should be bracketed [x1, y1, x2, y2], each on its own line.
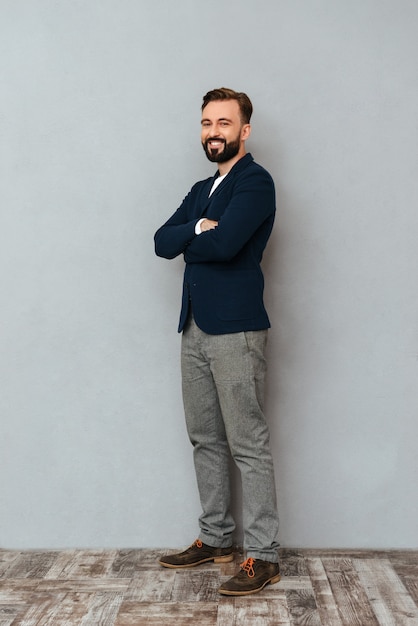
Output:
[241, 124, 251, 141]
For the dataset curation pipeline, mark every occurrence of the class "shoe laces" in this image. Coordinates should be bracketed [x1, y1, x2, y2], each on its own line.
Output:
[240, 557, 256, 578]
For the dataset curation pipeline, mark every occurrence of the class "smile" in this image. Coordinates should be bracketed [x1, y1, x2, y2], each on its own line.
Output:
[207, 139, 225, 150]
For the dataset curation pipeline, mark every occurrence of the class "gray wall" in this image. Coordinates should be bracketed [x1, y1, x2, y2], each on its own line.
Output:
[1, 0, 417, 549]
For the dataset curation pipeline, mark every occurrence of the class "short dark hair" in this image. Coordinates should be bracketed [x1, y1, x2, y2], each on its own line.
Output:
[202, 87, 253, 124]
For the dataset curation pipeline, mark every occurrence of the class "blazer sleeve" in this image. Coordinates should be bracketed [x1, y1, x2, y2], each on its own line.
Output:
[154, 188, 200, 260]
[183, 168, 275, 264]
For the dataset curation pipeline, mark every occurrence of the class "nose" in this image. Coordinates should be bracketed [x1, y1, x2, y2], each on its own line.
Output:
[208, 124, 222, 137]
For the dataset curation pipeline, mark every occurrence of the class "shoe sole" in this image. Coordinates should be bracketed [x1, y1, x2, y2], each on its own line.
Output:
[218, 573, 281, 596]
[159, 553, 235, 569]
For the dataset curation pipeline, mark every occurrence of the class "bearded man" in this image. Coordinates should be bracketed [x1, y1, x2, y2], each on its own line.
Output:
[154, 87, 280, 596]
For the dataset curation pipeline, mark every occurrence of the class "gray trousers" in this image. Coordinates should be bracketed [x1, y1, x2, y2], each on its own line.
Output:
[181, 315, 280, 563]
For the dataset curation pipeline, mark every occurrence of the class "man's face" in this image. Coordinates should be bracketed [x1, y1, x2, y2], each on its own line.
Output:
[201, 100, 249, 163]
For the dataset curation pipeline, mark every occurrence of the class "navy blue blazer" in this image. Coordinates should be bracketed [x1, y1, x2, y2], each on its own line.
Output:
[154, 153, 276, 334]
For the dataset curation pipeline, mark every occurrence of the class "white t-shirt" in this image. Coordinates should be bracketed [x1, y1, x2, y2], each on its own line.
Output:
[195, 174, 227, 235]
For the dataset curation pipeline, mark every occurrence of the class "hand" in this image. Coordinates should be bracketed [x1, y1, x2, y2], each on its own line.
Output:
[200, 219, 218, 232]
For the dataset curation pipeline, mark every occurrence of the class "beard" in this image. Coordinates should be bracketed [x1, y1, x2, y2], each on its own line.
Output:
[202, 136, 241, 163]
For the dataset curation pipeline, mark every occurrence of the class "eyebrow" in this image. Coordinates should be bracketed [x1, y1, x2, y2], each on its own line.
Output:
[201, 117, 233, 124]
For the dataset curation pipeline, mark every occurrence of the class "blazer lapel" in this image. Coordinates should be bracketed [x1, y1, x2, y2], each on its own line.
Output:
[198, 174, 218, 217]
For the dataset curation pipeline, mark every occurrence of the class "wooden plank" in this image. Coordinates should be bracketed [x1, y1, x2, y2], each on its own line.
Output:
[0, 578, 129, 626]
[0, 604, 28, 626]
[285, 589, 322, 625]
[43, 551, 80, 580]
[0, 552, 22, 579]
[389, 552, 418, 607]
[3, 552, 58, 579]
[125, 569, 176, 602]
[217, 597, 290, 625]
[33, 578, 129, 594]
[0, 579, 40, 596]
[139, 548, 181, 570]
[109, 550, 145, 578]
[115, 601, 217, 626]
[171, 569, 220, 602]
[290, 549, 413, 559]
[280, 549, 309, 577]
[354, 557, 418, 626]
[215, 600, 235, 626]
[400, 579, 418, 611]
[15, 592, 67, 626]
[44, 550, 117, 579]
[276, 576, 313, 591]
[80, 592, 125, 626]
[388, 551, 418, 569]
[322, 557, 380, 626]
[305, 557, 344, 626]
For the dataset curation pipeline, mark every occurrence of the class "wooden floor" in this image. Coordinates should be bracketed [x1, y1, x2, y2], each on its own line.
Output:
[0, 547, 417, 625]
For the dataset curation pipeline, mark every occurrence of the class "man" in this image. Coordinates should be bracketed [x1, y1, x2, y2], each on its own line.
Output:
[154, 88, 280, 596]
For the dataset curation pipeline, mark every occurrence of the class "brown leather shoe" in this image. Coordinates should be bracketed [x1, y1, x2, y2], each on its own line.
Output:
[218, 557, 281, 595]
[158, 539, 234, 569]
